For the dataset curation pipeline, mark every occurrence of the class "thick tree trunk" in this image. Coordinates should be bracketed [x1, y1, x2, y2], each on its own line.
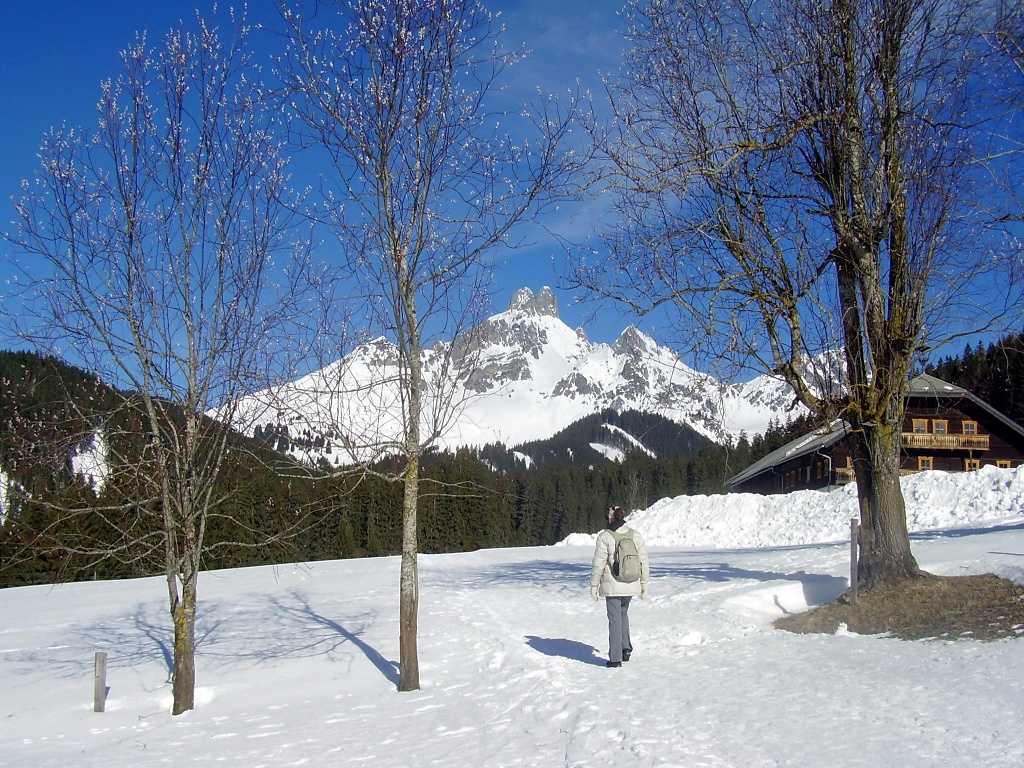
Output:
[398, 457, 420, 692]
[849, 420, 923, 588]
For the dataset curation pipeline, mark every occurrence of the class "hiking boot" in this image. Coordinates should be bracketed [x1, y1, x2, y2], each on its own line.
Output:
[622, 649, 631, 662]
[605, 661, 622, 668]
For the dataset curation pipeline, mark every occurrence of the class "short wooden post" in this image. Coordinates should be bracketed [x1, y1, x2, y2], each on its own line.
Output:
[850, 518, 859, 606]
[93, 651, 108, 713]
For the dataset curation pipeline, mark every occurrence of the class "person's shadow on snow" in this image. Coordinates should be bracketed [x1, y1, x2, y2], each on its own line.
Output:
[525, 635, 605, 666]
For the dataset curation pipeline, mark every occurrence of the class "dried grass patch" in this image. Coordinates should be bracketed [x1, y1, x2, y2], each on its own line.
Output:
[776, 573, 1024, 641]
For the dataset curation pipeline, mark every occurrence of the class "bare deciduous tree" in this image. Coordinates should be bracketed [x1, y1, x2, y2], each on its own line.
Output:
[275, 0, 585, 691]
[992, 1, 1024, 91]
[987, 0, 1024, 221]
[576, 0, 1021, 588]
[6, 12, 309, 714]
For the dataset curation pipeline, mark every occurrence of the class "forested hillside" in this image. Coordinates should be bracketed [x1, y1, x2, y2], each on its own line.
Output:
[0, 351, 321, 586]
[497, 408, 714, 468]
[9, 334, 1016, 589]
[0, 352, 742, 587]
[925, 330, 1024, 429]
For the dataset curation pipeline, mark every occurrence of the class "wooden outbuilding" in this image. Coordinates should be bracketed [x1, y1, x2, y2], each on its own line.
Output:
[728, 374, 1024, 494]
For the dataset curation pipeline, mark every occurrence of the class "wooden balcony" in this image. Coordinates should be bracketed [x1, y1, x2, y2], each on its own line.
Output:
[901, 433, 990, 451]
[835, 467, 856, 485]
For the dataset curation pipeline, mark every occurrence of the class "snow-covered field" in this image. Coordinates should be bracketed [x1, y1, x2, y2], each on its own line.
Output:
[3, 467, 1024, 767]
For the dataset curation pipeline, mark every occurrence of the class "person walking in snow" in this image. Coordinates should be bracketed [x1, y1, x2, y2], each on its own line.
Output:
[590, 505, 650, 667]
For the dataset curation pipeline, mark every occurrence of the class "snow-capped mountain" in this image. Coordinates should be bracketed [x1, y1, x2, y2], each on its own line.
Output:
[227, 287, 816, 466]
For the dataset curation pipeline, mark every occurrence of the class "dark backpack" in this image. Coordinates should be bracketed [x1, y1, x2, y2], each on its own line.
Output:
[610, 530, 641, 583]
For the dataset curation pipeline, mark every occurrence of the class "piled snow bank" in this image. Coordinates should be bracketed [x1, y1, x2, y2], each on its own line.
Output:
[900, 465, 1024, 530]
[560, 465, 1024, 549]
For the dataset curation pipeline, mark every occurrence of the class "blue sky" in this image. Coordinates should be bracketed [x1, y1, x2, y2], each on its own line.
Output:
[0, 0, 649, 346]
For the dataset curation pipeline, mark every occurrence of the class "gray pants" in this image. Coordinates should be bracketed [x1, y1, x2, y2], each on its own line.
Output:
[605, 596, 632, 662]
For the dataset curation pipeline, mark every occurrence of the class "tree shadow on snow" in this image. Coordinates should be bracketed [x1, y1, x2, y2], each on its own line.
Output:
[470, 556, 848, 610]
[265, 589, 401, 686]
[910, 519, 1024, 546]
[470, 559, 592, 586]
[645, 558, 849, 610]
[4, 599, 214, 683]
[525, 635, 605, 666]
[8, 590, 403, 687]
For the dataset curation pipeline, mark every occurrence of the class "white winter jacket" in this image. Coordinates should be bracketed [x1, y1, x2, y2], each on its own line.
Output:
[590, 525, 650, 597]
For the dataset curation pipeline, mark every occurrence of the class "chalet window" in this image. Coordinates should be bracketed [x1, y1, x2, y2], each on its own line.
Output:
[933, 420, 948, 434]
[918, 456, 933, 471]
[962, 421, 978, 435]
[912, 419, 928, 434]
[964, 459, 980, 471]
[997, 460, 1011, 469]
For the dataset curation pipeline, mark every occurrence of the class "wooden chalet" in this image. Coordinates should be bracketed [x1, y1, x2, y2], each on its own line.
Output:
[728, 374, 1024, 494]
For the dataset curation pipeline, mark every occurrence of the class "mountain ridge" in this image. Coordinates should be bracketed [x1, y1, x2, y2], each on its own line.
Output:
[229, 287, 809, 467]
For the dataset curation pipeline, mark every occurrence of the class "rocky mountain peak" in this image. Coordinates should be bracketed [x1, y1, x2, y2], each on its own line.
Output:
[229, 286, 813, 464]
[612, 325, 652, 356]
[507, 287, 559, 319]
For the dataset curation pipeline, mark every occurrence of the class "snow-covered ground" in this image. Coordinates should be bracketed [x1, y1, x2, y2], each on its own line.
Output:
[2, 467, 1023, 767]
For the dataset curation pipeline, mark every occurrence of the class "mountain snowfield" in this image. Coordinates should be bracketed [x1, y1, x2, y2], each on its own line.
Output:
[3, 466, 1024, 767]
[227, 288, 808, 466]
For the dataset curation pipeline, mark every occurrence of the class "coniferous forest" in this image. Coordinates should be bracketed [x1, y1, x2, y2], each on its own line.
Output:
[924, 331, 1024, 431]
[2, 333, 1022, 588]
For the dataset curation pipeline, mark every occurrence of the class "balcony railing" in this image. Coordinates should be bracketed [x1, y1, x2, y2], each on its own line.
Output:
[901, 433, 990, 451]
[835, 467, 856, 485]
